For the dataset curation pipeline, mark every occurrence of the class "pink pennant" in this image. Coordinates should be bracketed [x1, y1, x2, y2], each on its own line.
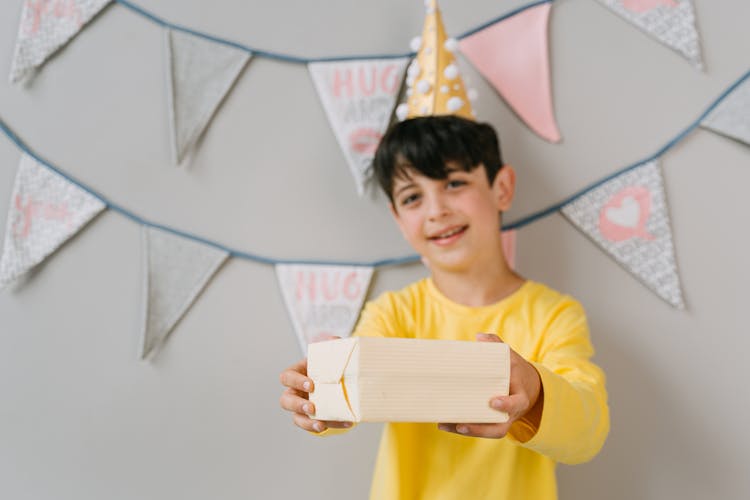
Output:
[598, 186, 656, 242]
[622, 0, 678, 14]
[459, 3, 560, 143]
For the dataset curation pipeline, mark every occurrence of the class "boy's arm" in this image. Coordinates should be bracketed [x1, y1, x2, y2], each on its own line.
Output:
[439, 301, 609, 465]
[509, 300, 609, 465]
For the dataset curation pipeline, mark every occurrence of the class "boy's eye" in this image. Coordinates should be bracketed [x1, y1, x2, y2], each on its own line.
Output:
[447, 179, 467, 189]
[400, 193, 420, 206]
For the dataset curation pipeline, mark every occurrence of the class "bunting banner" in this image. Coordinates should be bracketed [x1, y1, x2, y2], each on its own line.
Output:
[166, 29, 251, 166]
[276, 264, 374, 353]
[0, 154, 106, 288]
[594, 0, 703, 70]
[700, 77, 750, 146]
[308, 58, 409, 195]
[9, 0, 112, 84]
[460, 2, 560, 143]
[560, 160, 684, 308]
[140, 226, 229, 359]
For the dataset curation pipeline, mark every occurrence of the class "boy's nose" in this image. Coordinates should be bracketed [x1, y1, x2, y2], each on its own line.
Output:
[425, 194, 450, 220]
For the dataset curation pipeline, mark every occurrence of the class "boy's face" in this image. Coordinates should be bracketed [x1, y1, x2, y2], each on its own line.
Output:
[389, 162, 515, 273]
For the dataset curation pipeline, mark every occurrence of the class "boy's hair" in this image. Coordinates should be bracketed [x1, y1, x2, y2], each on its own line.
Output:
[372, 115, 504, 202]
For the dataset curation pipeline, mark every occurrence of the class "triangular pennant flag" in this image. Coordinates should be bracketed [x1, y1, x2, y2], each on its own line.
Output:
[308, 58, 409, 195]
[9, 0, 112, 84]
[594, 0, 704, 70]
[141, 226, 229, 360]
[700, 76, 750, 146]
[0, 154, 106, 288]
[560, 160, 684, 308]
[276, 264, 374, 354]
[166, 29, 251, 165]
[459, 3, 561, 143]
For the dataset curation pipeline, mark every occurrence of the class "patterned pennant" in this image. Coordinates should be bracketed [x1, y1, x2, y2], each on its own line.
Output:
[0, 154, 106, 288]
[141, 226, 229, 360]
[595, 0, 703, 70]
[276, 264, 374, 354]
[166, 29, 251, 165]
[9, 0, 112, 84]
[700, 76, 750, 146]
[560, 160, 684, 308]
[460, 2, 561, 142]
[308, 58, 409, 195]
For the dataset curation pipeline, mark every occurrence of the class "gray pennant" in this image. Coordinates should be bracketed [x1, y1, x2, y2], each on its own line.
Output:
[595, 0, 703, 70]
[166, 29, 251, 165]
[9, 0, 112, 84]
[700, 77, 750, 146]
[0, 154, 106, 289]
[141, 226, 229, 360]
[561, 160, 685, 308]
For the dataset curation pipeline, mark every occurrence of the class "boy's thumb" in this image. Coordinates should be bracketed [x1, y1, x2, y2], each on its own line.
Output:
[476, 333, 503, 343]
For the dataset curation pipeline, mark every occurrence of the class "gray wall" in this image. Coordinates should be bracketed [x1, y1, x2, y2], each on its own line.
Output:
[1, 1, 748, 499]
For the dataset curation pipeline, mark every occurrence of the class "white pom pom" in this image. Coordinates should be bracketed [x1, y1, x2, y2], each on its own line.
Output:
[440, 85, 449, 94]
[426, 6, 435, 14]
[424, 46, 433, 55]
[407, 60, 421, 77]
[467, 88, 478, 101]
[410, 36, 422, 52]
[406, 88, 414, 97]
[396, 103, 409, 121]
[421, 105, 430, 115]
[416, 79, 432, 94]
[446, 97, 464, 112]
[444, 38, 459, 52]
[406, 75, 415, 87]
[444, 64, 459, 80]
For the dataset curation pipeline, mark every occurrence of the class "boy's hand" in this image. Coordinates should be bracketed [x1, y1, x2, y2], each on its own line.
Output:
[279, 341, 354, 434]
[437, 333, 542, 439]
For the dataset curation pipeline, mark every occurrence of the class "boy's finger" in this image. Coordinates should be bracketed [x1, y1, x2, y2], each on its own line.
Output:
[323, 420, 354, 429]
[455, 423, 510, 439]
[490, 394, 529, 421]
[279, 369, 314, 393]
[475, 333, 503, 343]
[293, 413, 327, 433]
[279, 389, 315, 415]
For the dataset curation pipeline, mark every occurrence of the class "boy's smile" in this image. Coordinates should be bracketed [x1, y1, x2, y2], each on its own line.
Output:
[390, 162, 515, 274]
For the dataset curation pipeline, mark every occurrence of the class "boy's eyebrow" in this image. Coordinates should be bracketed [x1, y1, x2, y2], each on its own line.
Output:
[394, 182, 417, 197]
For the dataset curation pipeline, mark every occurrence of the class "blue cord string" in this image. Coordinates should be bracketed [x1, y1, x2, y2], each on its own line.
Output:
[2, 68, 746, 266]
[113, 0, 553, 64]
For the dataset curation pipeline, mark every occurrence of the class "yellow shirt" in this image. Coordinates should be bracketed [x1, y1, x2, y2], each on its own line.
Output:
[352, 279, 609, 500]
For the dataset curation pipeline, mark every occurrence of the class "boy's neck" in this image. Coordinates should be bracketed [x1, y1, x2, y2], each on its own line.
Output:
[430, 254, 525, 308]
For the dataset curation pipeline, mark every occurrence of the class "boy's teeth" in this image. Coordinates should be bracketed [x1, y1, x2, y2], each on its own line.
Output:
[437, 227, 462, 238]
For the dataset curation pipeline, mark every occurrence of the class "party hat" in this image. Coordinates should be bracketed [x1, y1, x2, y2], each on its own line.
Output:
[396, 0, 476, 121]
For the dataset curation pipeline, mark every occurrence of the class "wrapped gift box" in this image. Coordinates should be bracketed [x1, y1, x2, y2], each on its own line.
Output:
[307, 337, 510, 423]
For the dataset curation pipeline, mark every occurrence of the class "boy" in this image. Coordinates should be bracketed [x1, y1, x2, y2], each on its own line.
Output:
[279, 115, 609, 499]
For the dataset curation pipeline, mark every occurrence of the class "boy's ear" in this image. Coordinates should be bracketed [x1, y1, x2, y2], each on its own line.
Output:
[492, 164, 516, 212]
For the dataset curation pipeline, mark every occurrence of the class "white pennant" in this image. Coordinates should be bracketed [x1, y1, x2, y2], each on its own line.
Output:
[595, 0, 703, 70]
[0, 154, 105, 289]
[560, 160, 685, 308]
[141, 226, 229, 360]
[700, 76, 750, 146]
[166, 29, 251, 165]
[276, 264, 374, 354]
[9, 0, 112, 84]
[309, 58, 409, 195]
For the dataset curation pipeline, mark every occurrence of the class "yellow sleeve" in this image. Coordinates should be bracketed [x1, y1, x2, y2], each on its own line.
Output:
[510, 299, 610, 465]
